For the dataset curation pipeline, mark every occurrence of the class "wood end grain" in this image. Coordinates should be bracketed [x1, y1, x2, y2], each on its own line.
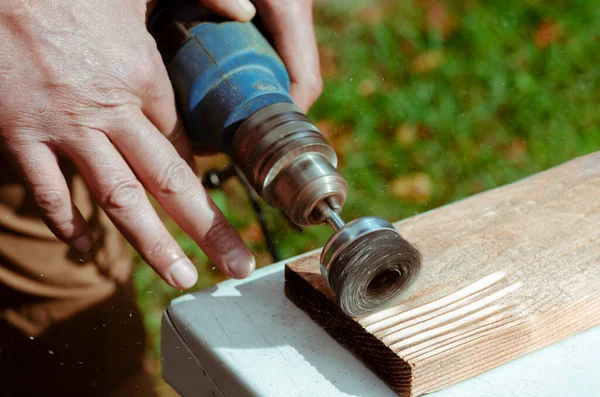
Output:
[284, 264, 414, 396]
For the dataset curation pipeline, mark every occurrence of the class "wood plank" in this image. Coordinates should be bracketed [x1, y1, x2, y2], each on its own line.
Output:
[284, 151, 600, 397]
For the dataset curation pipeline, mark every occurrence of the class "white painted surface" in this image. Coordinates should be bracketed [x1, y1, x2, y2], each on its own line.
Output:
[163, 261, 600, 397]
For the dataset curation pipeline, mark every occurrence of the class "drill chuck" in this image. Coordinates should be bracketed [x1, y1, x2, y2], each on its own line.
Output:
[232, 103, 347, 226]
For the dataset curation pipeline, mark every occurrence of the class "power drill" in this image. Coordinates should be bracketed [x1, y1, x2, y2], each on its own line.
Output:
[148, 0, 421, 318]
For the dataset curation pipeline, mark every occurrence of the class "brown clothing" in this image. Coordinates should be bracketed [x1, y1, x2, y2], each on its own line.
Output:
[0, 154, 156, 397]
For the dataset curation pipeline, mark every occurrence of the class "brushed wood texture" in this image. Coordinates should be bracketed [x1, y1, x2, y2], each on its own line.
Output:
[284, 152, 600, 397]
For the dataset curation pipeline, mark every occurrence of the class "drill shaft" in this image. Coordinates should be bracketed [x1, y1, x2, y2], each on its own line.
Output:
[314, 200, 345, 231]
[325, 210, 345, 230]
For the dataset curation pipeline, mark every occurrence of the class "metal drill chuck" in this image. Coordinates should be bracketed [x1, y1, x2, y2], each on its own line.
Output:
[231, 103, 348, 226]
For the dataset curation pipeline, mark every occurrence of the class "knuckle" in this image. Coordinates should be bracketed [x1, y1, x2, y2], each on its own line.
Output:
[101, 180, 145, 211]
[52, 218, 79, 239]
[205, 221, 236, 252]
[134, 49, 163, 87]
[34, 188, 67, 214]
[157, 159, 194, 197]
[135, 66, 156, 88]
[303, 74, 323, 106]
[85, 86, 137, 114]
[0, 126, 31, 149]
[309, 74, 324, 97]
[146, 233, 175, 260]
[0, 111, 46, 145]
[111, 103, 140, 126]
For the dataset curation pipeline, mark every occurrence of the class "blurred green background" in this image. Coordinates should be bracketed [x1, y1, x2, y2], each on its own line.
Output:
[133, 0, 600, 394]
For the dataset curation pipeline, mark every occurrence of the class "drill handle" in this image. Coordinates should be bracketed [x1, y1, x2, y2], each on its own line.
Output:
[147, 0, 293, 153]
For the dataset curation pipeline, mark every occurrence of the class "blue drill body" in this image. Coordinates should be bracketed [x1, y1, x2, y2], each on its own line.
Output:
[149, 5, 294, 152]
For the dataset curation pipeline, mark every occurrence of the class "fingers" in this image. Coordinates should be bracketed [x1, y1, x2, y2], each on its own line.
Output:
[254, 0, 323, 112]
[197, 0, 256, 22]
[108, 107, 256, 279]
[66, 134, 199, 289]
[5, 141, 92, 252]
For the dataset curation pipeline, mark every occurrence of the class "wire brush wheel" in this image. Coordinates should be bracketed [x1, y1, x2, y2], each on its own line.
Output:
[321, 218, 421, 318]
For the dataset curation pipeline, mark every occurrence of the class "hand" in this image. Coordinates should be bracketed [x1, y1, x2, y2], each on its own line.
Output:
[0, 0, 322, 291]
[0, 0, 247, 290]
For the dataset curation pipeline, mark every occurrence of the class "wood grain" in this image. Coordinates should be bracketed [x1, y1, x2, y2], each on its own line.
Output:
[284, 152, 600, 396]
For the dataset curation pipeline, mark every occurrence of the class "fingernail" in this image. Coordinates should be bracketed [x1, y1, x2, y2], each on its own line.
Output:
[237, 0, 256, 18]
[167, 258, 198, 289]
[72, 235, 92, 253]
[227, 248, 256, 278]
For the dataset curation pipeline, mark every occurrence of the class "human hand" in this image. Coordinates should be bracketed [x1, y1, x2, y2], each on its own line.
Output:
[0, 0, 258, 290]
[0, 0, 322, 291]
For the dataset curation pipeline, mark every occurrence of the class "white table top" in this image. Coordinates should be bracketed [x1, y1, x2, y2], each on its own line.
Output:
[165, 254, 600, 397]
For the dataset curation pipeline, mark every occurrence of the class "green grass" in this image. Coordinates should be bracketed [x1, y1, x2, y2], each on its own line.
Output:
[133, 0, 600, 393]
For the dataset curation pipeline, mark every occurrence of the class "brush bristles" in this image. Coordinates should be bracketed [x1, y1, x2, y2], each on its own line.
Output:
[328, 229, 421, 318]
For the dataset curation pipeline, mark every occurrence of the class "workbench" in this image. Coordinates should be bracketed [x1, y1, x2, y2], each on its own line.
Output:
[161, 252, 600, 397]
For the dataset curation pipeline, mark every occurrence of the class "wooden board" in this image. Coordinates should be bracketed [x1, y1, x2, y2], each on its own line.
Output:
[284, 151, 600, 397]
